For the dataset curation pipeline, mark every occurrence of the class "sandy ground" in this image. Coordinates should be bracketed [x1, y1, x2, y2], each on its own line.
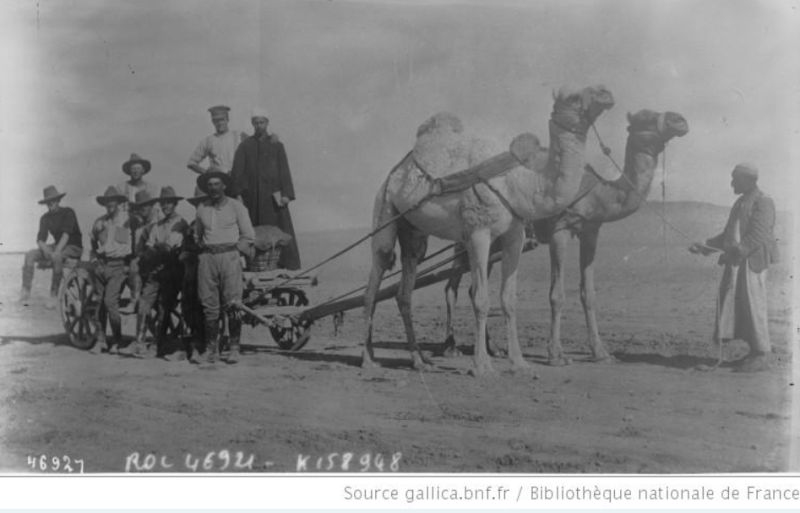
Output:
[0, 202, 796, 473]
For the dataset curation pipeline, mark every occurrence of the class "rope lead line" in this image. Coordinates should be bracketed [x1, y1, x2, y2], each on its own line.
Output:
[592, 125, 698, 245]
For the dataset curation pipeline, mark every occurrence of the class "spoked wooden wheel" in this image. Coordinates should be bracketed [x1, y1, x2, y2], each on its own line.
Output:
[268, 288, 313, 351]
[59, 268, 100, 350]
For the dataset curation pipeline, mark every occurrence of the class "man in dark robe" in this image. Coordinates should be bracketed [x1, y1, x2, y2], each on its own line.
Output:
[231, 108, 301, 270]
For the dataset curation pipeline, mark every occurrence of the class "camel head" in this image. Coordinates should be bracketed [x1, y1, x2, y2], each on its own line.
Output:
[551, 85, 615, 134]
[626, 109, 689, 149]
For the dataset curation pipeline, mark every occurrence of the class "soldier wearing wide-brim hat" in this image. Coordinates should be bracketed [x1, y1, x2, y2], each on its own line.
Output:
[20, 185, 83, 308]
[193, 168, 255, 366]
[117, 153, 160, 219]
[89, 185, 133, 355]
[127, 189, 160, 314]
[130, 185, 190, 360]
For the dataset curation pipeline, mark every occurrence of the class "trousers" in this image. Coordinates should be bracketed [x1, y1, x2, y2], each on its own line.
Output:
[22, 244, 83, 295]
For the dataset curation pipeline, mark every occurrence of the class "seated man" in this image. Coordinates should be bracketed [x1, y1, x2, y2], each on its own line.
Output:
[20, 186, 83, 309]
[130, 187, 188, 359]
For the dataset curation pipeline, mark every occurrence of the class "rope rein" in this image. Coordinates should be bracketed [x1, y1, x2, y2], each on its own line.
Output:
[591, 125, 700, 246]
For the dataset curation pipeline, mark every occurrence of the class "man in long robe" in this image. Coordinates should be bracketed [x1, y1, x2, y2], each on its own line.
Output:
[689, 163, 779, 372]
[231, 108, 301, 270]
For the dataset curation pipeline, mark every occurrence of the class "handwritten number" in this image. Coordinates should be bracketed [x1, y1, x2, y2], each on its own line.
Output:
[218, 450, 230, 471]
[63, 456, 73, 473]
[359, 453, 371, 472]
[51, 457, 60, 471]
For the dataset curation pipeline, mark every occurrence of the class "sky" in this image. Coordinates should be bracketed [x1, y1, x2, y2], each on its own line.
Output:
[1, 0, 798, 253]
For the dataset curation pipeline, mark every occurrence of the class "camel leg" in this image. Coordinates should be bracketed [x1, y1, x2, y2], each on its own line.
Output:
[396, 221, 431, 370]
[547, 228, 572, 366]
[467, 230, 495, 377]
[442, 245, 465, 358]
[578, 226, 614, 363]
[361, 216, 398, 369]
[499, 225, 534, 376]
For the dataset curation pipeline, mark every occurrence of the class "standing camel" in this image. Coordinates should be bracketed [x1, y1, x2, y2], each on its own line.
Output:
[440, 110, 690, 363]
[538, 109, 689, 365]
[361, 85, 615, 376]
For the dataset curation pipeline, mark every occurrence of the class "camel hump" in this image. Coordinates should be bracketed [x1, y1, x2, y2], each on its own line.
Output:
[416, 112, 463, 139]
[509, 133, 541, 170]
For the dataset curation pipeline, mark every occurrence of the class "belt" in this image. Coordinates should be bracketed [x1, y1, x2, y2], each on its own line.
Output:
[97, 255, 131, 264]
[200, 243, 238, 255]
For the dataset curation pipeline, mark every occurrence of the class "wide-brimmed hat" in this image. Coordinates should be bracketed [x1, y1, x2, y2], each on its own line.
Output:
[186, 186, 208, 207]
[156, 186, 184, 204]
[196, 171, 232, 194]
[131, 189, 157, 208]
[38, 185, 66, 205]
[122, 153, 152, 175]
[97, 186, 128, 206]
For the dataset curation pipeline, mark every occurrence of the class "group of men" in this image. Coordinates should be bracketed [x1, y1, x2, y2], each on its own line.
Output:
[21, 106, 302, 367]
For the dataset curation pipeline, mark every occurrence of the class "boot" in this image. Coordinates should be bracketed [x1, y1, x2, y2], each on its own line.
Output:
[226, 318, 242, 364]
[45, 294, 58, 310]
[200, 320, 220, 368]
[90, 331, 107, 355]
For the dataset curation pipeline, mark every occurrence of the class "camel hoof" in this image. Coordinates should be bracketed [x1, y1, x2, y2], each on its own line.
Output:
[360, 357, 381, 370]
[511, 362, 538, 379]
[468, 361, 497, 378]
[412, 353, 435, 371]
[590, 354, 615, 364]
[442, 345, 461, 358]
[442, 335, 461, 358]
[487, 344, 507, 358]
[547, 356, 573, 367]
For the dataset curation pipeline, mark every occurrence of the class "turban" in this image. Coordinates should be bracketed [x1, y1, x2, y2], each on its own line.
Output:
[732, 162, 759, 180]
[251, 107, 269, 120]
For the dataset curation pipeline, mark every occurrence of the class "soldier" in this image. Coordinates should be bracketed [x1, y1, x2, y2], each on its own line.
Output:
[89, 186, 132, 355]
[194, 171, 255, 365]
[129, 187, 188, 359]
[180, 187, 208, 364]
[127, 189, 160, 312]
[20, 186, 83, 309]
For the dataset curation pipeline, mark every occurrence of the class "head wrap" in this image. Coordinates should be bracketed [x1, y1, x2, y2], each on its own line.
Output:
[251, 107, 269, 120]
[732, 162, 759, 180]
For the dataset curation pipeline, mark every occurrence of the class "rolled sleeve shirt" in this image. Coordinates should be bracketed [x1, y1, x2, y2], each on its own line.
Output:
[195, 197, 255, 248]
[91, 210, 132, 259]
[188, 130, 244, 175]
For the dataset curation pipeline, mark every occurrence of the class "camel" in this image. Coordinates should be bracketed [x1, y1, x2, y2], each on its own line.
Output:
[439, 109, 689, 363]
[539, 109, 689, 365]
[361, 85, 615, 376]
